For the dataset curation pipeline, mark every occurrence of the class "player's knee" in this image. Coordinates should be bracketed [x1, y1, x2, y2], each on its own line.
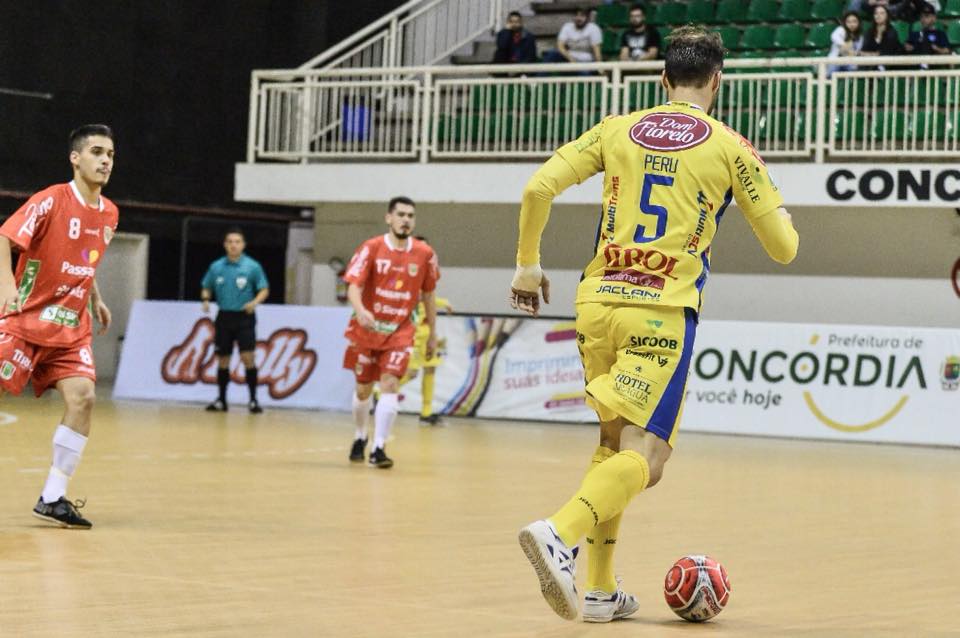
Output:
[66, 386, 97, 414]
[355, 385, 374, 401]
[380, 377, 399, 393]
[646, 459, 667, 488]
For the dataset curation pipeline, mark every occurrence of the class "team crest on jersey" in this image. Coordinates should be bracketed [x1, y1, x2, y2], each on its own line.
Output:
[104, 226, 114, 245]
[408, 263, 418, 276]
[629, 113, 711, 152]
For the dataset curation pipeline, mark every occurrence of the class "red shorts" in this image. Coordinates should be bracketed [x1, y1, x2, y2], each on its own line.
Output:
[343, 344, 411, 384]
[0, 333, 96, 397]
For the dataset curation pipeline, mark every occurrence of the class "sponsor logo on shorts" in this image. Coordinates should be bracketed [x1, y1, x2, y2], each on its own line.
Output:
[39, 305, 80, 328]
[61, 261, 95, 277]
[594, 285, 661, 302]
[629, 113, 711, 152]
[614, 372, 654, 405]
[602, 269, 665, 290]
[629, 335, 678, 350]
[0, 362, 14, 380]
[12, 349, 33, 370]
[161, 318, 317, 400]
[625, 349, 670, 368]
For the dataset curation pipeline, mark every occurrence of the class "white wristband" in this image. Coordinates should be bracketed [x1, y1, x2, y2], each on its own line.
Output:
[511, 264, 543, 291]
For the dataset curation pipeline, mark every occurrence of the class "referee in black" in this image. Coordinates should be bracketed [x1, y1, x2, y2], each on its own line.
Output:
[201, 227, 270, 413]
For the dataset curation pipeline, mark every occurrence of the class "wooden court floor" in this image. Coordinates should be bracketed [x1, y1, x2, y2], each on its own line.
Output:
[0, 391, 957, 637]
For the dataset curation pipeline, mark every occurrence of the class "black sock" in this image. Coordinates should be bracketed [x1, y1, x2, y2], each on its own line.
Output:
[246, 367, 258, 402]
[217, 368, 229, 403]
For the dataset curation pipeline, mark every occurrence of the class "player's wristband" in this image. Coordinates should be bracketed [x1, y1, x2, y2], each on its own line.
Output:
[511, 264, 543, 292]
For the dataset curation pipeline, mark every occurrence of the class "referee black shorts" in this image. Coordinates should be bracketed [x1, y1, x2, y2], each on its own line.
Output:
[214, 310, 257, 355]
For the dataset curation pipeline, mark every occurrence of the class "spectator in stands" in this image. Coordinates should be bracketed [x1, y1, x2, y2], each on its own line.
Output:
[860, 4, 902, 66]
[904, 3, 952, 61]
[619, 4, 661, 61]
[494, 11, 538, 64]
[847, 0, 939, 21]
[542, 7, 602, 68]
[828, 11, 864, 76]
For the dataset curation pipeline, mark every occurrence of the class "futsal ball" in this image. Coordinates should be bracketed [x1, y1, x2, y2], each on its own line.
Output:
[663, 555, 731, 622]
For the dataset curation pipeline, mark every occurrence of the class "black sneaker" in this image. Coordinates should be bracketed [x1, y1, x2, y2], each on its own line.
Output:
[419, 414, 442, 426]
[32, 497, 92, 529]
[369, 447, 394, 469]
[205, 399, 228, 412]
[248, 400, 263, 414]
[349, 437, 367, 462]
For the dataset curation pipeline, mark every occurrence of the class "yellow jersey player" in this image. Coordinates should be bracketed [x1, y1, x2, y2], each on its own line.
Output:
[513, 27, 799, 622]
[405, 286, 452, 425]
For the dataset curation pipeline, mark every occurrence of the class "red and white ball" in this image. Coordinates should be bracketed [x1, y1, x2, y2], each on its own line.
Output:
[663, 555, 731, 622]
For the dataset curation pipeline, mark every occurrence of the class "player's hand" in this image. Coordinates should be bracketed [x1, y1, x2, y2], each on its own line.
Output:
[201, 300, 210, 315]
[509, 264, 550, 317]
[426, 331, 438, 360]
[94, 300, 112, 335]
[0, 279, 20, 316]
[243, 301, 257, 314]
[357, 308, 376, 328]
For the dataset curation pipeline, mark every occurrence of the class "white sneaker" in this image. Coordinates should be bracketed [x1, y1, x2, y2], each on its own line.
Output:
[518, 519, 580, 620]
[582, 578, 639, 623]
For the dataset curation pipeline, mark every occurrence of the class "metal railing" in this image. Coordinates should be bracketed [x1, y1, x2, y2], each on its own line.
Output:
[299, 0, 529, 71]
[247, 55, 960, 163]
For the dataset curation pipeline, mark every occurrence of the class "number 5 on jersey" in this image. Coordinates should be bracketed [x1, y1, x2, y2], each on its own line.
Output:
[634, 173, 674, 244]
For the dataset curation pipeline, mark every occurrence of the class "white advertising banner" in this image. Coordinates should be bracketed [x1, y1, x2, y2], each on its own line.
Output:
[401, 317, 960, 446]
[114, 301, 960, 446]
[113, 301, 355, 410]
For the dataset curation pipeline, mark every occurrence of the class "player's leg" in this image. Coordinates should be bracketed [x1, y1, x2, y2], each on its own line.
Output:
[206, 313, 234, 412]
[238, 313, 261, 413]
[419, 366, 438, 425]
[344, 345, 377, 462]
[368, 366, 401, 468]
[32, 368, 98, 529]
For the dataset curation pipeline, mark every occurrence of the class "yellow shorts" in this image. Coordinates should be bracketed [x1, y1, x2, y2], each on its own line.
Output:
[408, 325, 443, 372]
[576, 303, 697, 447]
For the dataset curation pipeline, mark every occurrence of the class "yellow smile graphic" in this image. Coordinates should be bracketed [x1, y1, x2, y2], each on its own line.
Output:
[803, 392, 909, 433]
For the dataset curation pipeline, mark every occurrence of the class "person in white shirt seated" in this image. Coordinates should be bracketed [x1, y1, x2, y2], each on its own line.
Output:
[542, 7, 602, 74]
[828, 10, 865, 76]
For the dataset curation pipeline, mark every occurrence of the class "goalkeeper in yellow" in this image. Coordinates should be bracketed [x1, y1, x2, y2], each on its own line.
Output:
[513, 26, 799, 623]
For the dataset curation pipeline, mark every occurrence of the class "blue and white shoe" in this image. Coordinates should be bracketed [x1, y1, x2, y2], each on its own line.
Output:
[582, 578, 639, 623]
[518, 519, 580, 620]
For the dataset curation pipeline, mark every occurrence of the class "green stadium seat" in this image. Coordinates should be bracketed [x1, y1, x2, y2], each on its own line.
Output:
[623, 82, 666, 111]
[835, 78, 867, 106]
[810, 0, 844, 20]
[596, 3, 629, 28]
[943, 0, 960, 17]
[756, 110, 806, 142]
[872, 110, 908, 141]
[715, 0, 749, 23]
[947, 21, 960, 45]
[747, 0, 780, 22]
[686, 0, 715, 24]
[651, 2, 687, 26]
[715, 25, 743, 50]
[893, 21, 911, 42]
[778, 0, 812, 22]
[470, 84, 527, 112]
[774, 24, 807, 49]
[834, 110, 866, 141]
[603, 29, 624, 56]
[910, 111, 946, 141]
[805, 22, 835, 48]
[742, 25, 776, 49]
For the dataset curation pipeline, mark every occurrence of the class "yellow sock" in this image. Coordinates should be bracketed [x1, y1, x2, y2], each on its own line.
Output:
[550, 450, 649, 548]
[584, 446, 621, 594]
[420, 371, 435, 417]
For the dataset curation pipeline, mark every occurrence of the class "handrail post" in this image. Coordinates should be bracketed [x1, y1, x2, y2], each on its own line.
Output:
[300, 83, 313, 164]
[611, 66, 622, 115]
[815, 61, 827, 163]
[420, 71, 433, 163]
[247, 71, 260, 162]
[388, 16, 399, 68]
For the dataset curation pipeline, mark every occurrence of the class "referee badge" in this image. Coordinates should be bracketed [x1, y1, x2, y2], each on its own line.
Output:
[236, 276, 248, 289]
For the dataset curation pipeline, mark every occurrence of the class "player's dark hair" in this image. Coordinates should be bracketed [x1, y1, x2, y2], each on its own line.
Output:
[508, 10, 522, 19]
[224, 226, 245, 241]
[664, 26, 725, 89]
[388, 196, 415, 212]
[573, 7, 588, 17]
[69, 124, 113, 153]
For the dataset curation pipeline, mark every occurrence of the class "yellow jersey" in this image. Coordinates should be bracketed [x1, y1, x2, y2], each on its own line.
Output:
[551, 101, 788, 313]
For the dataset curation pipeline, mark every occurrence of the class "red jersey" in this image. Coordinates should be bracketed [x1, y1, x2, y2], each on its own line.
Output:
[0, 182, 119, 348]
[343, 234, 439, 349]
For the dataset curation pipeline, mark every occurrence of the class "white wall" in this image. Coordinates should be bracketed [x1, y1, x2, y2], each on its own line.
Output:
[94, 232, 149, 379]
[428, 267, 960, 328]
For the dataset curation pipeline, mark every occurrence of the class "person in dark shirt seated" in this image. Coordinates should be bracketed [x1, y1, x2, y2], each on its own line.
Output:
[619, 4, 661, 61]
[904, 3, 951, 57]
[494, 11, 538, 64]
[860, 4, 902, 67]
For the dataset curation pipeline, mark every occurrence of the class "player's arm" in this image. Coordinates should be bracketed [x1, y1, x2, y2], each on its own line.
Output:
[0, 237, 19, 314]
[243, 265, 270, 314]
[347, 283, 375, 328]
[746, 208, 798, 264]
[90, 278, 112, 335]
[200, 265, 214, 314]
[512, 120, 605, 316]
[421, 290, 438, 358]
